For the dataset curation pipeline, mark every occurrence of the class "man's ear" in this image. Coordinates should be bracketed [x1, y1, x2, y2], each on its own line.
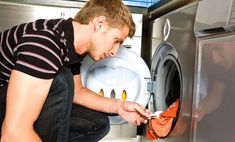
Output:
[93, 16, 107, 31]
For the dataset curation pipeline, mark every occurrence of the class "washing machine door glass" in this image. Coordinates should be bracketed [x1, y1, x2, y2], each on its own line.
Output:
[80, 47, 151, 125]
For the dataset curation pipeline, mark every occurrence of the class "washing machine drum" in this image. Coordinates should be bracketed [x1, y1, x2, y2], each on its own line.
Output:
[80, 47, 151, 125]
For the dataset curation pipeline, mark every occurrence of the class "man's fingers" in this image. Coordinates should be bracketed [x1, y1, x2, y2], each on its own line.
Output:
[133, 104, 151, 117]
[134, 116, 148, 125]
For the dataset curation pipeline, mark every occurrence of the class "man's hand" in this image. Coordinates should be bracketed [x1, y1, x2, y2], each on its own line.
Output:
[117, 101, 152, 125]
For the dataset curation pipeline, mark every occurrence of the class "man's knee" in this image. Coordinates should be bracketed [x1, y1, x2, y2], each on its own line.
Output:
[34, 67, 74, 141]
[69, 105, 110, 141]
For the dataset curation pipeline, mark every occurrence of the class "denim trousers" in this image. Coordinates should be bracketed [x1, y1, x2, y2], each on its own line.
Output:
[0, 67, 110, 142]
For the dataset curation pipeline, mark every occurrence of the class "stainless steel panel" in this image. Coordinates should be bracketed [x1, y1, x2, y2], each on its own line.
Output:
[192, 34, 235, 142]
[194, 0, 235, 37]
[0, 0, 86, 8]
[147, 0, 197, 18]
[0, 2, 71, 31]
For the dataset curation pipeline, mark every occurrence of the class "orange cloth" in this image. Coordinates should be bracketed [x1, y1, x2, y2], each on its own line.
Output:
[146, 99, 180, 140]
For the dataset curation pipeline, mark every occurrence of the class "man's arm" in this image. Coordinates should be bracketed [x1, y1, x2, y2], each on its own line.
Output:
[73, 74, 119, 114]
[73, 74, 151, 125]
[1, 70, 52, 142]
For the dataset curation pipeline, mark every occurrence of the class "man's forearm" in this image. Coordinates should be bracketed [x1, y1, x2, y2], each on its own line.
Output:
[73, 74, 122, 114]
[73, 87, 122, 114]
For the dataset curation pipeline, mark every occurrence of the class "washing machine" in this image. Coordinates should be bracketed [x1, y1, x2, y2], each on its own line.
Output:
[140, 0, 198, 141]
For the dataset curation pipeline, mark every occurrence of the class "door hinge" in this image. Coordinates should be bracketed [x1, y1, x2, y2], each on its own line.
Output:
[145, 77, 155, 94]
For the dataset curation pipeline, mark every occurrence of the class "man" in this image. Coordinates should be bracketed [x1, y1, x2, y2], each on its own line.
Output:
[0, 0, 151, 141]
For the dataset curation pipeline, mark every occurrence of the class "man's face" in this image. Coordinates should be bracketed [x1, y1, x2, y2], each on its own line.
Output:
[89, 24, 129, 61]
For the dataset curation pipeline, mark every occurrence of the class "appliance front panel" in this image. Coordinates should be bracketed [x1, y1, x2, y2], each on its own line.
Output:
[142, 3, 198, 142]
[192, 34, 235, 142]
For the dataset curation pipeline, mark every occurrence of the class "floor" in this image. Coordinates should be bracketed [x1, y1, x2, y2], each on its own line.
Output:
[100, 136, 141, 142]
[99, 123, 141, 142]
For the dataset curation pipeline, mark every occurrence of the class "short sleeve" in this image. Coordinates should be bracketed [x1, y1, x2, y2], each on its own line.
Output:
[14, 31, 64, 79]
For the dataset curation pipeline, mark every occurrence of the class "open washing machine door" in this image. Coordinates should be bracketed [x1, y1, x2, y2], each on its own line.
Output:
[146, 42, 182, 139]
[80, 47, 151, 125]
